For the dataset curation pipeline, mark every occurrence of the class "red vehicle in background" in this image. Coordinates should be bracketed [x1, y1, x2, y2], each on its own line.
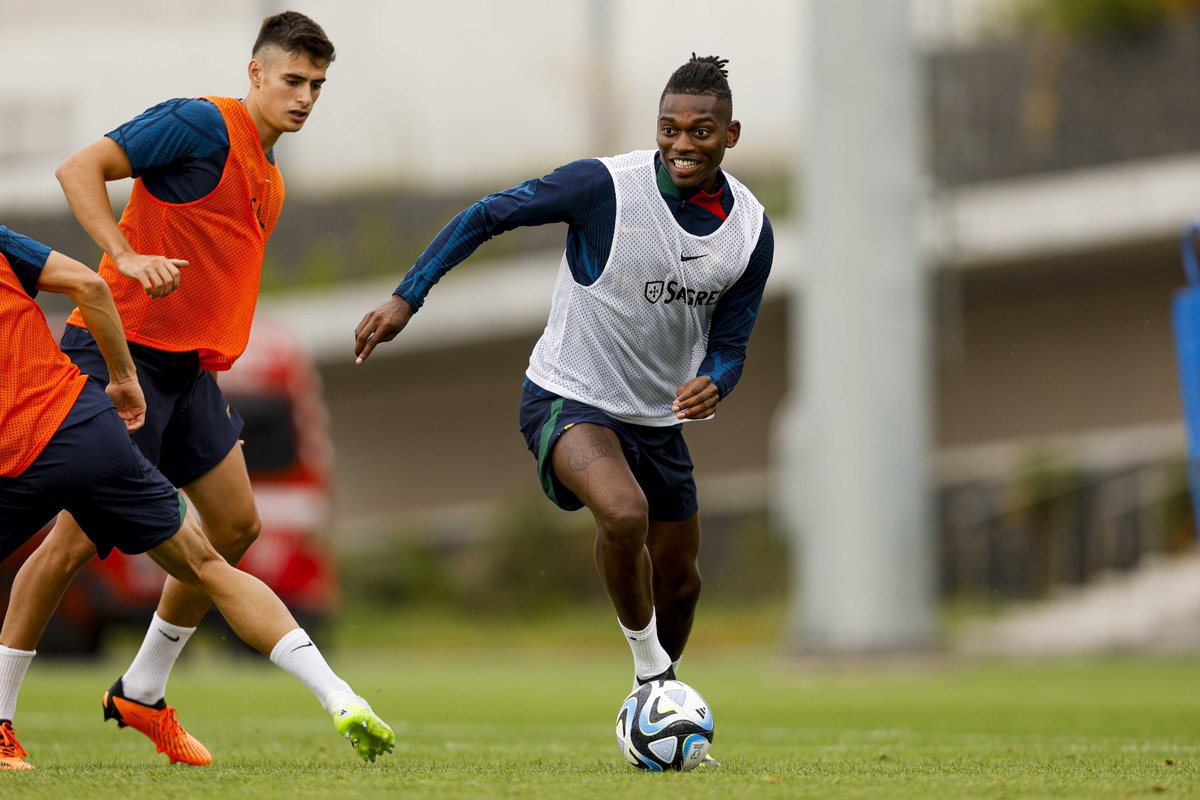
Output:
[0, 318, 337, 655]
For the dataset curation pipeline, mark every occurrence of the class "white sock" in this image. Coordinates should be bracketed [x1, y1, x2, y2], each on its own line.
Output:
[121, 613, 195, 705]
[0, 645, 35, 722]
[269, 628, 355, 714]
[619, 612, 672, 682]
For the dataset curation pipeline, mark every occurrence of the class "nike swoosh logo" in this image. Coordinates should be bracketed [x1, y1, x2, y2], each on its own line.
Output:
[159, 630, 181, 642]
[681, 254, 707, 262]
[291, 642, 315, 652]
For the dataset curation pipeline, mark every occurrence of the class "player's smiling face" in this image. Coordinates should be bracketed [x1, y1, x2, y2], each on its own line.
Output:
[248, 46, 328, 137]
[657, 92, 740, 192]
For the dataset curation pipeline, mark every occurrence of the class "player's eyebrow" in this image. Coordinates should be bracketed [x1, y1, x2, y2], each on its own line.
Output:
[659, 114, 718, 125]
[284, 71, 325, 86]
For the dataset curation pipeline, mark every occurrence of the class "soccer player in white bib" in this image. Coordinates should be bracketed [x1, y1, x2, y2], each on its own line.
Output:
[355, 55, 773, 761]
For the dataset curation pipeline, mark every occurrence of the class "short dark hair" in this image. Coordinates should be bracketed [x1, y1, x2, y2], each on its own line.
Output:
[253, 11, 336, 64]
[661, 54, 732, 106]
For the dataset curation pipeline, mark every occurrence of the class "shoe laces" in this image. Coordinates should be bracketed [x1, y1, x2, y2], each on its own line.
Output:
[0, 723, 28, 758]
[152, 707, 187, 748]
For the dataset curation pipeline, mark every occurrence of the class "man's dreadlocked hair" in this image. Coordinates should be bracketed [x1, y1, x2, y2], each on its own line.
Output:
[661, 54, 733, 107]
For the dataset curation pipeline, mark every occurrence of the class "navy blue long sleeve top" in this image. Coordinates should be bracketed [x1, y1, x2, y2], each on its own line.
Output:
[394, 154, 773, 399]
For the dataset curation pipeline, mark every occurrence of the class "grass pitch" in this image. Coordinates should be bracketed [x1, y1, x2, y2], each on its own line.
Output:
[2, 609, 1199, 799]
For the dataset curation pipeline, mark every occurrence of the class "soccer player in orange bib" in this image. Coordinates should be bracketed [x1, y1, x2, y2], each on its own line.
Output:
[0, 226, 394, 770]
[0, 12, 335, 765]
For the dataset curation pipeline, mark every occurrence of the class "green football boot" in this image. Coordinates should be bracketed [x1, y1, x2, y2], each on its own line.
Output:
[332, 698, 395, 762]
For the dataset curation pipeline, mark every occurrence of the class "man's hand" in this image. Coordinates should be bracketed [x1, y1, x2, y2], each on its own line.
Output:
[115, 253, 187, 298]
[354, 295, 415, 363]
[672, 376, 720, 421]
[106, 375, 147, 432]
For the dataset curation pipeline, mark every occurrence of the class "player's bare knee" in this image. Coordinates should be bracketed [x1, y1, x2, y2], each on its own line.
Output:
[173, 548, 229, 593]
[594, 504, 649, 552]
[676, 571, 702, 604]
[176, 563, 205, 590]
[236, 513, 262, 549]
[158, 550, 204, 589]
[149, 519, 226, 589]
[598, 495, 647, 528]
[655, 562, 702, 604]
[192, 555, 232, 591]
[212, 512, 261, 561]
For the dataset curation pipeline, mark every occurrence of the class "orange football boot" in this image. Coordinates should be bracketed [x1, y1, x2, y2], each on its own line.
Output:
[102, 678, 211, 766]
[0, 721, 33, 770]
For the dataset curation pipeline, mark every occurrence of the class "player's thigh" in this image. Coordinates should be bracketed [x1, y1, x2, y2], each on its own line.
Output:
[59, 409, 183, 559]
[551, 423, 646, 516]
[646, 514, 702, 583]
[180, 442, 258, 541]
[36, 511, 101, 569]
[0, 481, 62, 564]
[158, 369, 243, 489]
[630, 426, 698, 522]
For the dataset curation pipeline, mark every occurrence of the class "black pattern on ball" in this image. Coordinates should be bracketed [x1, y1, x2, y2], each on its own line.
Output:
[614, 679, 714, 771]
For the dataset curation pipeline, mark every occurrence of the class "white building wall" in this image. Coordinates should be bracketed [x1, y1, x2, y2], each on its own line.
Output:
[0, 0, 260, 211]
[0, 0, 1009, 213]
[0, 0, 798, 211]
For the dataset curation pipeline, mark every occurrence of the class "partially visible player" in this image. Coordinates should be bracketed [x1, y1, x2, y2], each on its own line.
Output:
[0, 226, 394, 770]
[0, 11, 334, 766]
[355, 55, 772, 766]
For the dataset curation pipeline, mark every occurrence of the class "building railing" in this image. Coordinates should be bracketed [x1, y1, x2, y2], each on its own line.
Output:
[928, 19, 1200, 185]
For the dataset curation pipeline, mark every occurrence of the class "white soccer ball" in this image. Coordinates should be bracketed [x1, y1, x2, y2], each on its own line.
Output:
[614, 679, 714, 771]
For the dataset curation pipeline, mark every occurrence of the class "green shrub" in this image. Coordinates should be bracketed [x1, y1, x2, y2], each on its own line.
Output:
[1011, 0, 1198, 38]
[480, 498, 602, 614]
[337, 499, 789, 616]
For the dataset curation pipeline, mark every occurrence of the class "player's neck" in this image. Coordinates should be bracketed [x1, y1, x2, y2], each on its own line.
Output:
[240, 97, 283, 154]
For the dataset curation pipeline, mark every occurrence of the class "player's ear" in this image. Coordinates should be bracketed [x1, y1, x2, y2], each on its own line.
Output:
[725, 120, 741, 149]
[248, 58, 263, 89]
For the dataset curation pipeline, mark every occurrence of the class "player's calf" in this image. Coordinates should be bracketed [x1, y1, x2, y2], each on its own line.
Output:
[140, 520, 397, 762]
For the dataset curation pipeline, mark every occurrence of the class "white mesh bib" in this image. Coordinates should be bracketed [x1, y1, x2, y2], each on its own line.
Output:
[526, 149, 764, 426]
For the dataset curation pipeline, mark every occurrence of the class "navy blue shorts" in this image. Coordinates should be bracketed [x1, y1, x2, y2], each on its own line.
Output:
[61, 325, 243, 487]
[518, 380, 698, 521]
[0, 381, 184, 562]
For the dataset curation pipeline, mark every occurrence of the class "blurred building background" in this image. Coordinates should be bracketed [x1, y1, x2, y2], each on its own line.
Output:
[3, 0, 1199, 639]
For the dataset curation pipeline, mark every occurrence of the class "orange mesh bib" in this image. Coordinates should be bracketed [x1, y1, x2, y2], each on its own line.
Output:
[66, 96, 285, 370]
[0, 254, 88, 477]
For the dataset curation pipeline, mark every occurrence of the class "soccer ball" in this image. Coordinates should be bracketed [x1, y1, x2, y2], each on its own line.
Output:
[614, 679, 714, 771]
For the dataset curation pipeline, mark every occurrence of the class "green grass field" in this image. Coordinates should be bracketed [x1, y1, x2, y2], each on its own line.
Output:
[3, 608, 1199, 799]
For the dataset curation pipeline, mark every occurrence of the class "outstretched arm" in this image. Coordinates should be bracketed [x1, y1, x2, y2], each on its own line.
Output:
[36, 250, 146, 431]
[353, 159, 614, 363]
[56, 138, 186, 298]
